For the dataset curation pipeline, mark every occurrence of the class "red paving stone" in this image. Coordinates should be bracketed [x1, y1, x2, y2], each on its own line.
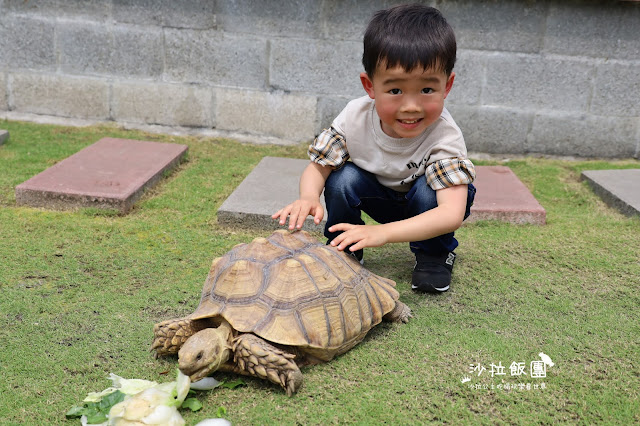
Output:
[15, 137, 188, 213]
[469, 166, 546, 225]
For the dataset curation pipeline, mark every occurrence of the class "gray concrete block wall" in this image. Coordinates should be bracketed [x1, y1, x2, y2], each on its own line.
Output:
[112, 82, 215, 127]
[11, 73, 110, 119]
[0, 73, 6, 111]
[0, 0, 638, 158]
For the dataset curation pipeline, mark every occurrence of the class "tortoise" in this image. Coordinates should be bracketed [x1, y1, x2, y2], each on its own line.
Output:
[151, 229, 411, 395]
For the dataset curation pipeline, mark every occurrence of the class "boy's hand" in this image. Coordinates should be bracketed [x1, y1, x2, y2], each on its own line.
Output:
[327, 223, 388, 252]
[272, 198, 324, 230]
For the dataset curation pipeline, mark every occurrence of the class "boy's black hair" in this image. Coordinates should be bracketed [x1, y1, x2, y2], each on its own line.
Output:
[362, 4, 456, 78]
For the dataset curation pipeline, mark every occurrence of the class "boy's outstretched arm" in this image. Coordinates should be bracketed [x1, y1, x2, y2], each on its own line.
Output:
[272, 162, 332, 230]
[328, 184, 468, 252]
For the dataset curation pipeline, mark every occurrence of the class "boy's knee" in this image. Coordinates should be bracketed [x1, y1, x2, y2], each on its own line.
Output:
[406, 179, 438, 211]
[325, 163, 364, 193]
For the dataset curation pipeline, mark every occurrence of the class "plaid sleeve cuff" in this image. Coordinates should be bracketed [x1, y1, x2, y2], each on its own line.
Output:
[308, 126, 349, 169]
[426, 158, 476, 190]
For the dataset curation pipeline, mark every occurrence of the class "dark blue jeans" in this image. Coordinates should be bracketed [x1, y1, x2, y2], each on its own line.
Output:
[323, 162, 476, 256]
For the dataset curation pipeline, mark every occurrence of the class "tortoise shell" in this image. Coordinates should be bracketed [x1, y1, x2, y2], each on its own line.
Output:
[190, 230, 400, 361]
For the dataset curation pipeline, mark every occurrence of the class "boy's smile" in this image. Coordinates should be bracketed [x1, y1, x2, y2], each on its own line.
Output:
[361, 65, 455, 139]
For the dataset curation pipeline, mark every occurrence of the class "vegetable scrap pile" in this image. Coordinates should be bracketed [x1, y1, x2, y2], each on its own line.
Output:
[66, 371, 244, 426]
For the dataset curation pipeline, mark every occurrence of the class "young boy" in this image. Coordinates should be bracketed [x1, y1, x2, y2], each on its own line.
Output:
[272, 4, 476, 293]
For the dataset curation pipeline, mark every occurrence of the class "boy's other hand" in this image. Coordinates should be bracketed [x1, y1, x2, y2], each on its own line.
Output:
[272, 198, 324, 230]
[327, 223, 388, 252]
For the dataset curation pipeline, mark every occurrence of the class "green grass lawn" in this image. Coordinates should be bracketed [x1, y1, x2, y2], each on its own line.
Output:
[0, 120, 638, 425]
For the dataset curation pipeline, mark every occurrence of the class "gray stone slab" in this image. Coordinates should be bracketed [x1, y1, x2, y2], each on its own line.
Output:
[581, 169, 640, 217]
[218, 157, 326, 232]
[15, 138, 188, 213]
[217, 157, 546, 231]
[0, 129, 8, 145]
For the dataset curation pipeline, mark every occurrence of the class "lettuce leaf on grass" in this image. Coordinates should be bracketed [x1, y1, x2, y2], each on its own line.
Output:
[66, 390, 126, 423]
[220, 379, 246, 390]
[181, 397, 203, 412]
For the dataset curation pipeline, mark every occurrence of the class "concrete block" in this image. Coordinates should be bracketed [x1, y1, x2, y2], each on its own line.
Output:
[448, 105, 533, 155]
[56, 1, 111, 20]
[165, 29, 267, 88]
[217, 0, 323, 38]
[484, 53, 594, 112]
[320, 0, 393, 41]
[447, 50, 486, 106]
[439, 0, 546, 53]
[216, 88, 317, 142]
[111, 26, 165, 78]
[315, 96, 350, 135]
[0, 16, 56, 71]
[16, 138, 188, 213]
[2, 0, 58, 15]
[11, 74, 110, 119]
[527, 112, 638, 158]
[113, 82, 214, 128]
[59, 22, 164, 78]
[591, 62, 640, 117]
[0, 73, 6, 111]
[113, 0, 216, 29]
[0, 129, 8, 145]
[545, 3, 640, 60]
[582, 169, 640, 217]
[270, 38, 364, 97]
[58, 22, 110, 75]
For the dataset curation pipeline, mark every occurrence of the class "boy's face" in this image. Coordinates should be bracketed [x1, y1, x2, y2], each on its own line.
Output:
[360, 64, 455, 139]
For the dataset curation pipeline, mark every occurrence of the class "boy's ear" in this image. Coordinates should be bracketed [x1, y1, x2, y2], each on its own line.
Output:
[360, 72, 375, 99]
[444, 72, 455, 99]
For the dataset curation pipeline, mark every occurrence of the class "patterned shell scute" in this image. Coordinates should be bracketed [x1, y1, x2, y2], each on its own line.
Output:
[192, 230, 399, 353]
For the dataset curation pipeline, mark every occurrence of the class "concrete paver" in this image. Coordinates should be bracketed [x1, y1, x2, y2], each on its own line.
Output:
[0, 129, 8, 145]
[15, 137, 188, 213]
[465, 165, 546, 225]
[581, 169, 640, 217]
[217, 157, 547, 230]
[218, 157, 326, 232]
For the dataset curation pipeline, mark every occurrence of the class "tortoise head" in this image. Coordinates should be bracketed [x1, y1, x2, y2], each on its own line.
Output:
[178, 321, 232, 382]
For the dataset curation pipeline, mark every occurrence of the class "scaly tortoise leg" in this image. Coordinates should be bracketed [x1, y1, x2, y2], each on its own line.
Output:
[233, 334, 303, 396]
[151, 318, 204, 358]
[383, 301, 412, 323]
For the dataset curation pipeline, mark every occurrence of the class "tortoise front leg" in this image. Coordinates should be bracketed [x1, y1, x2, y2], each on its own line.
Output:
[233, 334, 303, 396]
[152, 318, 203, 357]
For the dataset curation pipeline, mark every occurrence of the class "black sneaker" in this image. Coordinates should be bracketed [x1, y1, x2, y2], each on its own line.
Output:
[411, 251, 456, 293]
